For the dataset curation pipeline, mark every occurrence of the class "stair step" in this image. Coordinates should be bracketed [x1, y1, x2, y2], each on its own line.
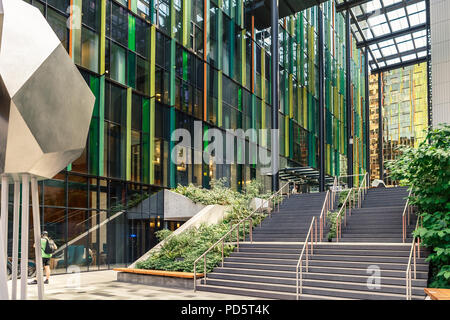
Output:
[212, 267, 428, 286]
[198, 278, 424, 300]
[221, 262, 429, 278]
[224, 257, 429, 271]
[205, 272, 425, 296]
[196, 284, 350, 300]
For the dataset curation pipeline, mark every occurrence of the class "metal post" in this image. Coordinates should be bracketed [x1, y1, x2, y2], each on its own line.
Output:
[318, 5, 325, 192]
[11, 180, 20, 300]
[378, 73, 383, 181]
[20, 174, 30, 300]
[345, 10, 353, 188]
[365, 48, 370, 179]
[204, 256, 206, 284]
[221, 240, 224, 267]
[271, 0, 279, 193]
[1, 176, 8, 261]
[314, 219, 317, 245]
[0, 176, 9, 300]
[31, 177, 44, 299]
[426, 0, 432, 129]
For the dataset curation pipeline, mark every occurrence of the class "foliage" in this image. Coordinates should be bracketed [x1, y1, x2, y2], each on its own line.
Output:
[137, 178, 273, 273]
[326, 210, 339, 241]
[338, 189, 351, 207]
[386, 125, 450, 288]
[155, 229, 173, 242]
[110, 192, 149, 214]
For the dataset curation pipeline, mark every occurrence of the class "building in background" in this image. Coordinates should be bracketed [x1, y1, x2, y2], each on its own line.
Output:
[369, 63, 428, 183]
[4, 0, 369, 274]
[368, 73, 380, 183]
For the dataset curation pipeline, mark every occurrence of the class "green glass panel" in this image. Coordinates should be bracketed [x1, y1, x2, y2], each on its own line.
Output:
[128, 14, 136, 51]
[128, 51, 136, 89]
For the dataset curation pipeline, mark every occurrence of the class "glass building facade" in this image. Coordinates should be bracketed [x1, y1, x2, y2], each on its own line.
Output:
[369, 62, 428, 183]
[7, 0, 368, 273]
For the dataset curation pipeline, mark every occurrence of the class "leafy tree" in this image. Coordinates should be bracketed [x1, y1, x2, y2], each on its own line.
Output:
[386, 124, 450, 288]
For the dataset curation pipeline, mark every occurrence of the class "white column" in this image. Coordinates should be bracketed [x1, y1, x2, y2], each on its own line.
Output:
[31, 177, 44, 299]
[11, 180, 20, 300]
[20, 174, 30, 300]
[1, 176, 8, 261]
[0, 176, 9, 300]
[431, 0, 450, 126]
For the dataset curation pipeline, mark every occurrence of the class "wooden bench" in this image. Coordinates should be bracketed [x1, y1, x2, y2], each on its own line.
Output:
[424, 288, 450, 300]
[113, 268, 204, 279]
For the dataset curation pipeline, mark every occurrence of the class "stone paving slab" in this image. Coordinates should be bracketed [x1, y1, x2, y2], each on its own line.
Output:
[6, 270, 264, 300]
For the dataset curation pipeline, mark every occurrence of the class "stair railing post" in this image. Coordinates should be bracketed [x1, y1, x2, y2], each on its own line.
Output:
[296, 265, 299, 300]
[314, 218, 317, 245]
[221, 240, 224, 267]
[418, 237, 421, 259]
[236, 225, 239, 252]
[204, 255, 207, 285]
[305, 241, 309, 272]
[413, 241, 416, 280]
[300, 261, 303, 295]
[194, 261, 197, 292]
[249, 218, 253, 243]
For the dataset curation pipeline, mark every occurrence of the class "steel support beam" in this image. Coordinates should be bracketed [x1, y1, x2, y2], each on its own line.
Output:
[365, 48, 370, 179]
[378, 73, 383, 181]
[371, 56, 428, 74]
[374, 47, 427, 65]
[336, 0, 371, 12]
[318, 5, 325, 192]
[426, 0, 432, 128]
[271, 0, 279, 192]
[356, 23, 427, 49]
[346, 11, 353, 188]
[353, 0, 424, 22]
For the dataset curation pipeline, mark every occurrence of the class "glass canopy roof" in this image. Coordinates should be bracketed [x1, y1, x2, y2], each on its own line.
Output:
[336, 0, 428, 72]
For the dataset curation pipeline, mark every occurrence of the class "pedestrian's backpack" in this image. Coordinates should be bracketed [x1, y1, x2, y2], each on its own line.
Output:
[44, 238, 58, 255]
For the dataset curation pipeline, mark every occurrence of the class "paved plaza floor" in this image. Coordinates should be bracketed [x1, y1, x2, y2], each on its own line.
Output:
[7, 270, 261, 300]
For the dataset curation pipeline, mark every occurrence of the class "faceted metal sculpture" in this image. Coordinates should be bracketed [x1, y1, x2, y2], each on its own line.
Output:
[0, 0, 95, 180]
[0, 0, 95, 300]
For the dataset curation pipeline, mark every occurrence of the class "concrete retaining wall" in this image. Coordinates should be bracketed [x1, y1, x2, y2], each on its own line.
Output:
[116, 272, 195, 290]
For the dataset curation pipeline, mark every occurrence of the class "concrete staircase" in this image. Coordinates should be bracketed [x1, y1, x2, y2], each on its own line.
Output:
[198, 243, 428, 300]
[337, 186, 416, 243]
[196, 187, 429, 300]
[248, 192, 327, 242]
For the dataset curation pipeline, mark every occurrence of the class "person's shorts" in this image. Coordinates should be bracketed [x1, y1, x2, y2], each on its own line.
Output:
[42, 258, 50, 266]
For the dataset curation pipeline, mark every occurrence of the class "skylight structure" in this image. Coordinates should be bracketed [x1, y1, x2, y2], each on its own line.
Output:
[336, 0, 428, 72]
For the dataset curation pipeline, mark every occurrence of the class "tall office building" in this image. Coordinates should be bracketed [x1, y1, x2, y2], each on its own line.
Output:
[5, 0, 370, 273]
[369, 63, 428, 183]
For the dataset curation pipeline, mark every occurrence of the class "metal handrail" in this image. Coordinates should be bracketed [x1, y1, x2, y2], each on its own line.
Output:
[318, 191, 330, 242]
[356, 172, 369, 209]
[402, 187, 414, 243]
[405, 215, 422, 300]
[337, 173, 367, 187]
[193, 181, 291, 291]
[296, 216, 316, 300]
[335, 173, 368, 242]
[335, 187, 353, 242]
[331, 177, 338, 205]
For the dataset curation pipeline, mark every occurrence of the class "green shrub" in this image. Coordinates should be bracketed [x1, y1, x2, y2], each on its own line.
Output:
[136, 178, 273, 273]
[326, 210, 339, 241]
[386, 124, 450, 288]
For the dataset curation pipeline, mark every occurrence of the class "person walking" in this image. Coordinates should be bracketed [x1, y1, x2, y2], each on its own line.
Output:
[29, 231, 54, 285]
